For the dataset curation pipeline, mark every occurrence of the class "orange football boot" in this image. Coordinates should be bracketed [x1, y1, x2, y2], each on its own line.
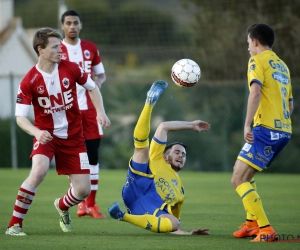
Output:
[77, 200, 88, 217]
[250, 226, 279, 242]
[233, 220, 259, 238]
[87, 204, 106, 219]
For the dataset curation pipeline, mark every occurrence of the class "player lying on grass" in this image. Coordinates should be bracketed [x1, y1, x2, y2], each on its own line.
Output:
[108, 80, 211, 235]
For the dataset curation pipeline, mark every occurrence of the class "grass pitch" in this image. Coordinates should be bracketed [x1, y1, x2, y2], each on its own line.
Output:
[0, 169, 299, 249]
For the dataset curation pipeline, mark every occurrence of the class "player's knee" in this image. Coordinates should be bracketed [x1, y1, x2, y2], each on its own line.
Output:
[170, 217, 180, 231]
[158, 215, 179, 233]
[28, 168, 48, 186]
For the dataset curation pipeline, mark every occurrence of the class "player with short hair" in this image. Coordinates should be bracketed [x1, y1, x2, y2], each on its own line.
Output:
[231, 23, 293, 242]
[60, 10, 106, 218]
[108, 80, 211, 235]
[5, 27, 110, 236]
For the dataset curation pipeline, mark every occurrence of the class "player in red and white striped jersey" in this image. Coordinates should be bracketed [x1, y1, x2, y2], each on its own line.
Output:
[60, 10, 107, 219]
[5, 27, 110, 236]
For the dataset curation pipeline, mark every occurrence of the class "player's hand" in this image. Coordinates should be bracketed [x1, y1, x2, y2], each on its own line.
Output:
[244, 126, 253, 143]
[36, 130, 53, 144]
[97, 113, 111, 129]
[192, 120, 211, 132]
[190, 228, 210, 235]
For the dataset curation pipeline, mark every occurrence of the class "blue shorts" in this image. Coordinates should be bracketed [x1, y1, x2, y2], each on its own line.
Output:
[122, 160, 169, 216]
[237, 126, 291, 171]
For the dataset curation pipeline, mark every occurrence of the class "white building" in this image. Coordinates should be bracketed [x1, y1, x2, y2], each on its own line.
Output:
[0, 0, 37, 118]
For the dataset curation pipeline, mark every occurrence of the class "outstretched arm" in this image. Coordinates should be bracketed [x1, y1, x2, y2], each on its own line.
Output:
[154, 120, 210, 142]
[170, 227, 210, 235]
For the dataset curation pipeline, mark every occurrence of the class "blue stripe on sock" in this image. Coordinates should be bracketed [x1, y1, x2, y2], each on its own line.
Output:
[241, 188, 255, 199]
[157, 217, 161, 233]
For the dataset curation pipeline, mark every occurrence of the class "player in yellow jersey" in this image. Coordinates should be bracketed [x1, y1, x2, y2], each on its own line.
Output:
[231, 24, 294, 242]
[108, 80, 211, 235]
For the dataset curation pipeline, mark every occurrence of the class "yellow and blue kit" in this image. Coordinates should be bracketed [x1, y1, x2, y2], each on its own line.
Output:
[122, 137, 184, 219]
[238, 50, 292, 171]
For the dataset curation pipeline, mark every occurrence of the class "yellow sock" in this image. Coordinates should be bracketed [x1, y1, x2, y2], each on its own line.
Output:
[123, 213, 173, 233]
[245, 178, 257, 221]
[236, 182, 269, 227]
[133, 104, 153, 148]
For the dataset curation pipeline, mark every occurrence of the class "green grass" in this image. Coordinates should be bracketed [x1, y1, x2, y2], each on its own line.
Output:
[0, 169, 299, 249]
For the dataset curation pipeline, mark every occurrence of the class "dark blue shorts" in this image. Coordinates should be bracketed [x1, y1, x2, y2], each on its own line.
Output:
[122, 160, 169, 216]
[237, 126, 291, 171]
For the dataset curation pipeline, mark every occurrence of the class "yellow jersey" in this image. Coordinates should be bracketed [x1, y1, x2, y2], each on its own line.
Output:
[248, 50, 292, 133]
[149, 138, 185, 219]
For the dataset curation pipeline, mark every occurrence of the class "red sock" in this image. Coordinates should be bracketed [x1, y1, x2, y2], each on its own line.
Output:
[86, 190, 97, 207]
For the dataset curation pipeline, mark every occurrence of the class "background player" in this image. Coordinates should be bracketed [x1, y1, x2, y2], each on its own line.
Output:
[231, 23, 293, 243]
[61, 10, 106, 218]
[5, 27, 110, 236]
[108, 80, 211, 235]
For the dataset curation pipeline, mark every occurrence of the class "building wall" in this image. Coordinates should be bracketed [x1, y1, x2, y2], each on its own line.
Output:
[0, 0, 13, 31]
[0, 19, 36, 118]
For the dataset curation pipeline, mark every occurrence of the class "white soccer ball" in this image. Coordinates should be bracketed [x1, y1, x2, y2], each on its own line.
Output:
[171, 59, 201, 87]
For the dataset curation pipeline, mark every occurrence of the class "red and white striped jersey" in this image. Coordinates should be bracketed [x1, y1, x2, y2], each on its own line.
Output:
[15, 60, 96, 139]
[61, 39, 105, 110]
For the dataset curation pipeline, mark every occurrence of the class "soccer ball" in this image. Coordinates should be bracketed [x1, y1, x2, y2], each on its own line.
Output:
[171, 59, 201, 87]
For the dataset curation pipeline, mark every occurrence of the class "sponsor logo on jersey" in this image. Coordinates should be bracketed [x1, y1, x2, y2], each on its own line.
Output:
[16, 97, 23, 103]
[272, 72, 289, 85]
[62, 78, 70, 88]
[269, 60, 289, 73]
[156, 177, 176, 204]
[30, 74, 38, 84]
[274, 119, 291, 130]
[84, 50, 90, 59]
[37, 85, 44, 94]
[274, 119, 282, 128]
[37, 90, 74, 114]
